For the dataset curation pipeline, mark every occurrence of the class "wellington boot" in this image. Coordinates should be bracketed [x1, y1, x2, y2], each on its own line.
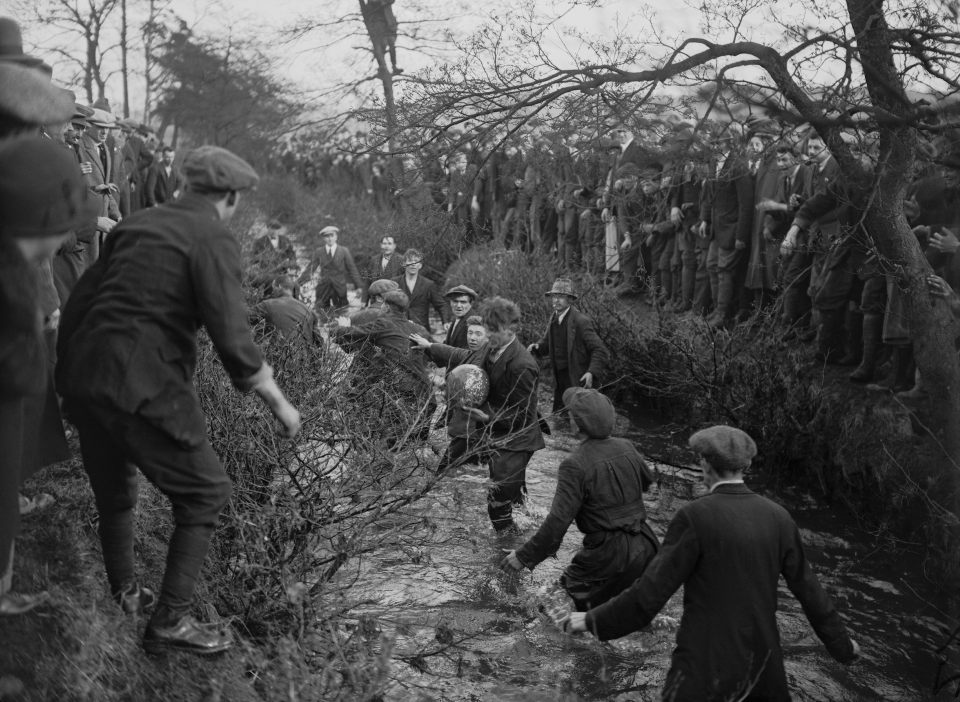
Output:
[815, 308, 847, 363]
[896, 369, 928, 400]
[850, 314, 883, 384]
[837, 310, 864, 366]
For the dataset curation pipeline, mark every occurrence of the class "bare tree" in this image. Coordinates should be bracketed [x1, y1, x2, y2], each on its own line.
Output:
[17, 0, 121, 102]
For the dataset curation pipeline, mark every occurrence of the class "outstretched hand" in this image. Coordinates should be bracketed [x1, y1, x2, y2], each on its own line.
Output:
[409, 333, 432, 348]
[500, 550, 524, 572]
[558, 612, 588, 634]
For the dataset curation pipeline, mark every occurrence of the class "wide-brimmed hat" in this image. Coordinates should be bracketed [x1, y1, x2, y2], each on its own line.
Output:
[0, 18, 51, 75]
[445, 284, 477, 302]
[0, 137, 99, 238]
[545, 278, 578, 299]
[0, 62, 72, 125]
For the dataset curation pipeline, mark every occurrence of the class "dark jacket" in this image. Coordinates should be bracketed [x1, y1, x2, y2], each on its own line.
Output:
[534, 306, 607, 386]
[479, 337, 545, 453]
[586, 483, 857, 702]
[332, 311, 430, 397]
[145, 162, 183, 207]
[516, 436, 656, 592]
[702, 154, 754, 249]
[251, 295, 316, 342]
[57, 194, 267, 449]
[444, 315, 470, 350]
[393, 274, 450, 330]
[361, 252, 404, 303]
[308, 244, 364, 302]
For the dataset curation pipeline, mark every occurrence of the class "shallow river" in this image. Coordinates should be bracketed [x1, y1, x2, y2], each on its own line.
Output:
[338, 398, 957, 702]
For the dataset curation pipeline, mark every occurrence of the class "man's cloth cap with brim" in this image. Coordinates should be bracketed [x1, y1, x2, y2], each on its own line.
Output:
[445, 284, 477, 302]
[689, 425, 757, 474]
[319, 225, 340, 236]
[0, 18, 51, 75]
[545, 278, 578, 299]
[86, 107, 115, 128]
[563, 387, 616, 439]
[0, 62, 72, 125]
[0, 137, 99, 238]
[118, 117, 139, 132]
[368, 279, 399, 297]
[182, 145, 260, 193]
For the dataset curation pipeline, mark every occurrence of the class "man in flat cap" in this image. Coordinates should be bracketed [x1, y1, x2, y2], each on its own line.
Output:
[249, 274, 317, 343]
[58, 145, 301, 655]
[528, 278, 607, 424]
[302, 225, 364, 317]
[352, 277, 399, 326]
[502, 387, 659, 610]
[564, 424, 860, 701]
[443, 284, 477, 350]
[78, 106, 121, 262]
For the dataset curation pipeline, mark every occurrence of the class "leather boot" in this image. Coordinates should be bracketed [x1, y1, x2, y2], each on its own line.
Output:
[837, 309, 863, 366]
[867, 345, 913, 392]
[849, 314, 883, 383]
[144, 606, 233, 655]
[896, 369, 928, 400]
[815, 308, 847, 363]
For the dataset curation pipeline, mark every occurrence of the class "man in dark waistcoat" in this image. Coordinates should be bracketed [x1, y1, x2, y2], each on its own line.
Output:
[502, 387, 659, 611]
[528, 278, 608, 418]
[563, 425, 860, 702]
[57, 146, 302, 655]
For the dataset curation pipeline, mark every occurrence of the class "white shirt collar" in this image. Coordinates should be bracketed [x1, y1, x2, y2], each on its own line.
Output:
[327, 243, 337, 255]
[620, 138, 633, 153]
[556, 307, 571, 324]
[709, 478, 745, 494]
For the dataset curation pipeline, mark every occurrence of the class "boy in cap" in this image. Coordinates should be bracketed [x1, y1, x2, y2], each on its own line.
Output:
[564, 424, 860, 701]
[58, 145, 302, 655]
[393, 248, 450, 331]
[528, 278, 607, 422]
[502, 388, 659, 611]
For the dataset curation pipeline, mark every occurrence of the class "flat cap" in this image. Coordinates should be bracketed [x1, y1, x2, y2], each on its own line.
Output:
[368, 279, 400, 297]
[87, 107, 115, 128]
[0, 137, 99, 238]
[319, 225, 340, 236]
[181, 145, 259, 193]
[689, 425, 757, 474]
[118, 117, 139, 132]
[0, 62, 72, 125]
[445, 284, 477, 301]
[71, 101, 93, 125]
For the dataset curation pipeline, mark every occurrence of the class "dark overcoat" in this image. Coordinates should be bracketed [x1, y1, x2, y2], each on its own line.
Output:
[393, 274, 450, 330]
[534, 306, 607, 387]
[586, 483, 857, 702]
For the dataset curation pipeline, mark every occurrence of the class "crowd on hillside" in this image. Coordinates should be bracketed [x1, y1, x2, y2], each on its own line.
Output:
[283, 113, 960, 399]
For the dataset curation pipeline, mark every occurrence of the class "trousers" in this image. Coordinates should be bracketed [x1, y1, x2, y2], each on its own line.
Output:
[487, 449, 532, 530]
[71, 400, 231, 613]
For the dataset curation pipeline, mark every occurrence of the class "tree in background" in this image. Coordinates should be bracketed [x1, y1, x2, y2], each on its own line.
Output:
[151, 22, 304, 163]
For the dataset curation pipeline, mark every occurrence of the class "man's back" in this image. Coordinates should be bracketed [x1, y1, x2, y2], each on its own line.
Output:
[588, 483, 855, 702]
[253, 296, 315, 341]
[57, 194, 262, 446]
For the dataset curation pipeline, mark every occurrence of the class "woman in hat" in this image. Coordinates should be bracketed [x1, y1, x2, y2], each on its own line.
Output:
[0, 138, 99, 614]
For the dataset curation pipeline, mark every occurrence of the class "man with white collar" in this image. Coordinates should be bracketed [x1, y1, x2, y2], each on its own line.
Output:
[305, 225, 364, 317]
[79, 107, 121, 261]
[563, 425, 860, 701]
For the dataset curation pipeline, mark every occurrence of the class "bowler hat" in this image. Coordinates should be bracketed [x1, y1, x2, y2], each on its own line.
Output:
[445, 284, 477, 302]
[689, 425, 757, 474]
[182, 145, 259, 193]
[0, 137, 99, 238]
[0, 18, 51, 75]
[545, 278, 578, 300]
[0, 62, 72, 125]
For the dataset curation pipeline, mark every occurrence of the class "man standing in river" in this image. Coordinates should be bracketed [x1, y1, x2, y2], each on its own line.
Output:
[562, 425, 859, 701]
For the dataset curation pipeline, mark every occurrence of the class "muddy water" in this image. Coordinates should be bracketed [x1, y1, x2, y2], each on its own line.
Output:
[336, 391, 957, 702]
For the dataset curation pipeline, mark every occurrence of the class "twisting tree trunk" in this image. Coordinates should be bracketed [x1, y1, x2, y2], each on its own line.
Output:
[358, 0, 397, 152]
[846, 0, 960, 501]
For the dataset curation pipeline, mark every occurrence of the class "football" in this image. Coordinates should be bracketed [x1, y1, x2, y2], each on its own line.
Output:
[446, 364, 490, 407]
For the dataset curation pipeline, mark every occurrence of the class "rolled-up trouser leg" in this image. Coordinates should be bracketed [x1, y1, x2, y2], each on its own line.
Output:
[487, 449, 532, 531]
